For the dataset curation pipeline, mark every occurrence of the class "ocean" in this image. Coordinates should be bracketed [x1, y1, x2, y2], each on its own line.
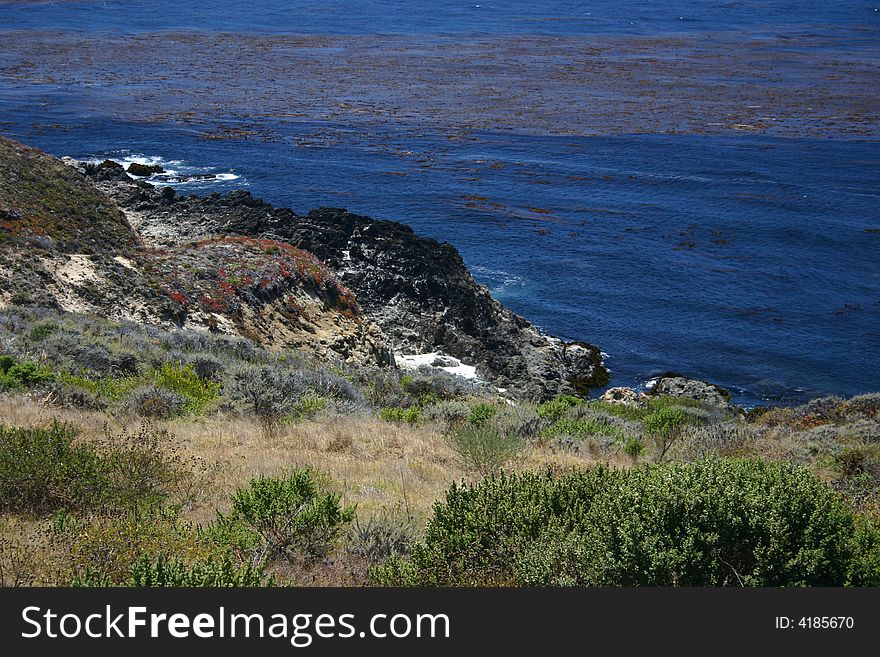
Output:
[1, 0, 878, 405]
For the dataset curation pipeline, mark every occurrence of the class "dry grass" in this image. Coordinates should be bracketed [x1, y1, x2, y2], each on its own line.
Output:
[173, 414, 464, 523]
[0, 393, 610, 524]
[0, 393, 607, 586]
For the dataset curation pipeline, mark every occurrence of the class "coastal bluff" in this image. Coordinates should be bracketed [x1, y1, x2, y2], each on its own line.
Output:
[0, 137, 608, 400]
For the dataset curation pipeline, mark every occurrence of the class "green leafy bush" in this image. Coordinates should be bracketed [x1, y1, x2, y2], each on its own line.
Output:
[29, 321, 59, 342]
[542, 416, 628, 442]
[468, 403, 499, 427]
[847, 518, 880, 586]
[154, 362, 220, 414]
[212, 469, 355, 563]
[374, 460, 869, 587]
[0, 422, 106, 515]
[644, 406, 692, 438]
[58, 372, 139, 402]
[623, 437, 645, 462]
[0, 356, 55, 390]
[536, 395, 582, 421]
[380, 406, 422, 424]
[287, 393, 329, 422]
[73, 553, 271, 587]
[0, 421, 195, 516]
[372, 468, 611, 586]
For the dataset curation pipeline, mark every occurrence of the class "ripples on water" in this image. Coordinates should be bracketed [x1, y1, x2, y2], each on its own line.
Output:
[1, 0, 878, 405]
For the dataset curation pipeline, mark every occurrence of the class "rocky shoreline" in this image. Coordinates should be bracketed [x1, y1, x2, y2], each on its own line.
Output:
[81, 160, 609, 400]
[0, 140, 609, 400]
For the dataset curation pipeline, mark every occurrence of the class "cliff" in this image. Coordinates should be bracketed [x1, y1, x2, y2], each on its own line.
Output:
[0, 136, 608, 399]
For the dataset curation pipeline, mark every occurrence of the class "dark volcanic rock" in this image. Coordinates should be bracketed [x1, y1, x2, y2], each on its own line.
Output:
[98, 181, 609, 400]
[127, 162, 165, 176]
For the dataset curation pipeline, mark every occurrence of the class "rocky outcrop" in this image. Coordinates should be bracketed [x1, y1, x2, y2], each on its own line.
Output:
[600, 386, 648, 407]
[649, 374, 733, 409]
[127, 162, 165, 176]
[98, 180, 610, 400]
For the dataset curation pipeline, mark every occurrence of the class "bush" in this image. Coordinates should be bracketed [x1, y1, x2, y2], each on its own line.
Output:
[0, 356, 55, 390]
[402, 371, 481, 403]
[536, 395, 582, 421]
[423, 400, 471, 429]
[847, 518, 880, 586]
[212, 469, 355, 564]
[73, 553, 271, 587]
[59, 507, 206, 584]
[187, 354, 225, 382]
[287, 393, 329, 422]
[846, 393, 880, 419]
[372, 469, 611, 586]
[468, 403, 499, 427]
[491, 405, 545, 440]
[446, 424, 526, 475]
[677, 422, 755, 460]
[154, 362, 220, 414]
[623, 437, 644, 462]
[374, 460, 869, 586]
[347, 509, 417, 564]
[127, 386, 187, 419]
[98, 423, 199, 511]
[380, 406, 421, 424]
[0, 422, 106, 515]
[541, 411, 630, 443]
[643, 405, 693, 461]
[0, 421, 196, 516]
[228, 364, 303, 420]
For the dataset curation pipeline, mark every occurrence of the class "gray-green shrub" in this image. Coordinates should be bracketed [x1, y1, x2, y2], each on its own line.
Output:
[373, 459, 869, 587]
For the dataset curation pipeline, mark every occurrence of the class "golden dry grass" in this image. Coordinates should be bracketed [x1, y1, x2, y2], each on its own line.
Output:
[0, 393, 616, 524]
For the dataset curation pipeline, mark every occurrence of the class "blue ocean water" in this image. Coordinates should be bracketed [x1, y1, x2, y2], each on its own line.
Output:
[1, 1, 879, 405]
[1, 0, 878, 36]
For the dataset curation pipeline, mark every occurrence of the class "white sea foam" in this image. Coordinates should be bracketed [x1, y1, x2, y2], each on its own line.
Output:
[395, 352, 479, 381]
[86, 151, 240, 185]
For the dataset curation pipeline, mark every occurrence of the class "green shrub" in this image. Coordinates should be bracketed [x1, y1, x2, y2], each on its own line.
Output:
[154, 362, 220, 414]
[58, 372, 139, 402]
[98, 423, 198, 511]
[0, 422, 106, 515]
[586, 400, 649, 422]
[288, 393, 329, 422]
[643, 405, 693, 461]
[542, 416, 628, 442]
[371, 468, 612, 586]
[536, 395, 582, 421]
[847, 518, 880, 586]
[468, 403, 499, 427]
[59, 506, 206, 584]
[447, 424, 526, 475]
[644, 406, 692, 438]
[0, 356, 55, 390]
[375, 460, 868, 587]
[212, 469, 355, 564]
[380, 406, 421, 424]
[0, 421, 195, 516]
[73, 553, 271, 587]
[29, 322, 59, 342]
[623, 437, 645, 462]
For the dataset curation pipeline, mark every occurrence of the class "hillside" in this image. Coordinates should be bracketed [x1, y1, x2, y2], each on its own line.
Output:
[0, 137, 386, 366]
